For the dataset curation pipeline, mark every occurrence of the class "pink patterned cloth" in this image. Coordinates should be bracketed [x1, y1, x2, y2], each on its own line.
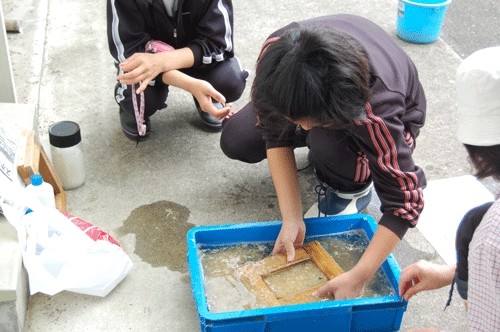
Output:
[145, 40, 175, 53]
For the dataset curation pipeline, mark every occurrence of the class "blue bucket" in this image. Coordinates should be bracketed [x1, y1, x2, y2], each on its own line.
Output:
[396, 0, 452, 44]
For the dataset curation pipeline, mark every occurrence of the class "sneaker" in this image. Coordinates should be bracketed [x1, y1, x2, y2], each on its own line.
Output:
[193, 97, 223, 131]
[316, 182, 373, 216]
[119, 108, 151, 142]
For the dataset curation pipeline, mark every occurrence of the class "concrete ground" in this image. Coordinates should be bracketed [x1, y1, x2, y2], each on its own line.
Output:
[2, 0, 498, 331]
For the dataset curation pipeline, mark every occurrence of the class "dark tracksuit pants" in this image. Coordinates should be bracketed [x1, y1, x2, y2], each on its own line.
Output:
[220, 101, 376, 193]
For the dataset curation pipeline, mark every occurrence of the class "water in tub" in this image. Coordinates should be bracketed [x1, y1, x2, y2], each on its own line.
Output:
[198, 229, 395, 312]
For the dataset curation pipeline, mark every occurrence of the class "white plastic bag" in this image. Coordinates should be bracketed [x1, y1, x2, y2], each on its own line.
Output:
[1, 187, 133, 297]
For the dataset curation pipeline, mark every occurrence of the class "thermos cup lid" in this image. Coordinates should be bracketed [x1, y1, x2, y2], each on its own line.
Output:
[48, 121, 81, 148]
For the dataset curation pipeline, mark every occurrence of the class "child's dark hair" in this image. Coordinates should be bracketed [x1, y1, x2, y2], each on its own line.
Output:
[464, 144, 500, 181]
[252, 26, 371, 130]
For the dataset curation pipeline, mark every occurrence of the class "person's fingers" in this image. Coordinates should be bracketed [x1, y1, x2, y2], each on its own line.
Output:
[118, 61, 129, 72]
[402, 286, 416, 301]
[403, 279, 428, 300]
[118, 69, 143, 85]
[399, 278, 413, 297]
[212, 107, 231, 119]
[119, 56, 138, 73]
[399, 279, 414, 299]
[209, 90, 226, 105]
[117, 71, 131, 82]
[399, 263, 419, 294]
[398, 268, 416, 295]
[284, 240, 296, 262]
[313, 281, 333, 298]
[272, 241, 284, 255]
[401, 276, 428, 300]
[136, 79, 150, 94]
[197, 102, 226, 119]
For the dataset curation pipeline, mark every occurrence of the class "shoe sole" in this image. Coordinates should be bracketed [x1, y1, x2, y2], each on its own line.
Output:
[199, 119, 223, 131]
[121, 128, 150, 141]
[196, 108, 223, 131]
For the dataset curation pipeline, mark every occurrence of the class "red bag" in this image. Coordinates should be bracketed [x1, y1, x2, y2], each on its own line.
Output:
[63, 212, 120, 246]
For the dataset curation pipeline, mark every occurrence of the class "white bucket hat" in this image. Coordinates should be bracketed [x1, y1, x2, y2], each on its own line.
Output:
[456, 46, 500, 146]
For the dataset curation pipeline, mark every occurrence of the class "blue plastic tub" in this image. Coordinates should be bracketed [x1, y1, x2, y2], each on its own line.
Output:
[187, 215, 407, 332]
[396, 0, 452, 44]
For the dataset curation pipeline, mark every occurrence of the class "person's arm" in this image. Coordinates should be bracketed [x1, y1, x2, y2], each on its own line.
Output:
[107, 0, 149, 62]
[313, 100, 425, 300]
[313, 224, 400, 299]
[118, 48, 195, 93]
[399, 260, 456, 300]
[186, 0, 235, 67]
[267, 147, 306, 261]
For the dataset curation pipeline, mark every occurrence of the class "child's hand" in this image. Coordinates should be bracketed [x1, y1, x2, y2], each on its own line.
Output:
[192, 81, 230, 119]
[118, 53, 164, 93]
[272, 219, 306, 262]
[399, 260, 455, 300]
[313, 269, 366, 300]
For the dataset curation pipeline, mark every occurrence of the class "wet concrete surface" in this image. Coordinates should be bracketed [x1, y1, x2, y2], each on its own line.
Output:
[116, 200, 193, 271]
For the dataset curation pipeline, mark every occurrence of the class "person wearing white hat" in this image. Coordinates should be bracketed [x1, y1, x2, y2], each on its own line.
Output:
[399, 46, 500, 331]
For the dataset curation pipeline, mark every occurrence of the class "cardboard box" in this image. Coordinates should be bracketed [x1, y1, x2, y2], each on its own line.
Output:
[187, 214, 407, 332]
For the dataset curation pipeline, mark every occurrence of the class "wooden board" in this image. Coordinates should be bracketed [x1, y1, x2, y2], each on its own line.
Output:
[235, 241, 344, 307]
[16, 130, 66, 211]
